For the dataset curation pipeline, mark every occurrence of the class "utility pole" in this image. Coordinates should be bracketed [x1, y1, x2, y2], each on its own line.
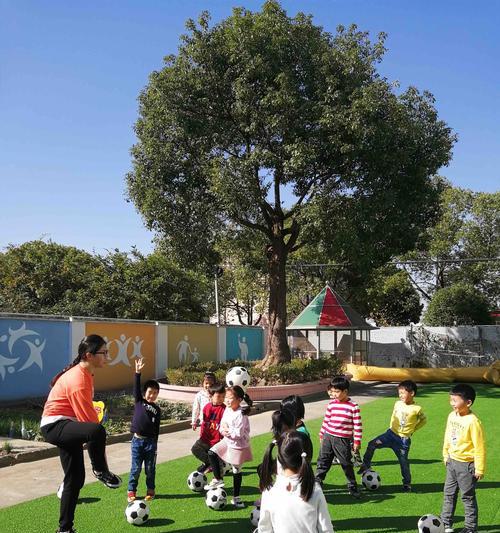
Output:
[214, 266, 223, 326]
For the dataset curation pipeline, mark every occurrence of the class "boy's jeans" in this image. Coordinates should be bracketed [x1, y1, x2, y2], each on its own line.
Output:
[128, 435, 157, 492]
[362, 429, 411, 485]
[441, 458, 478, 531]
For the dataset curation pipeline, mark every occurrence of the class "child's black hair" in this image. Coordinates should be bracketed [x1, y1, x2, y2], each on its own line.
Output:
[227, 385, 253, 415]
[398, 380, 418, 395]
[203, 371, 216, 383]
[142, 379, 160, 395]
[259, 430, 315, 501]
[271, 409, 296, 440]
[328, 375, 350, 391]
[280, 395, 305, 420]
[209, 383, 226, 395]
[450, 383, 476, 405]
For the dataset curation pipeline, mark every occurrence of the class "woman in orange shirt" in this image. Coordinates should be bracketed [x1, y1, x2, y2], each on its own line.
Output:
[41, 335, 122, 533]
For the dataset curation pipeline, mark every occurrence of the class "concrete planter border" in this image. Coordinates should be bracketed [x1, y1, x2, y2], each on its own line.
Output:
[159, 378, 331, 402]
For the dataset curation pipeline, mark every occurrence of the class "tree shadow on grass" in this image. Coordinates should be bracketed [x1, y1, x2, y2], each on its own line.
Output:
[164, 517, 248, 532]
[381, 481, 500, 494]
[372, 458, 441, 466]
[155, 492, 206, 501]
[334, 514, 422, 532]
[322, 484, 395, 505]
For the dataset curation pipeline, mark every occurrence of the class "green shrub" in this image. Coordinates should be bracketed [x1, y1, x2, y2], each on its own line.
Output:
[424, 283, 493, 326]
[166, 357, 344, 386]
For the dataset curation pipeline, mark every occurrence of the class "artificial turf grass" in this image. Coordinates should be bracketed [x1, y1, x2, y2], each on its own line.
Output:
[0, 383, 498, 533]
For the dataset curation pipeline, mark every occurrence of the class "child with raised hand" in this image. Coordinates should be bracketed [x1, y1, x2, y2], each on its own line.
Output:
[128, 357, 161, 502]
[359, 379, 426, 492]
[257, 430, 335, 533]
[191, 383, 226, 474]
[204, 385, 253, 509]
[41, 335, 122, 533]
[192, 371, 216, 430]
[441, 384, 486, 533]
[315, 376, 362, 499]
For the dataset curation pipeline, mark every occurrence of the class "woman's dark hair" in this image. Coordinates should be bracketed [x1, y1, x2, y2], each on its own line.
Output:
[259, 430, 315, 501]
[50, 334, 106, 387]
[271, 409, 296, 440]
[280, 395, 305, 421]
[227, 385, 253, 415]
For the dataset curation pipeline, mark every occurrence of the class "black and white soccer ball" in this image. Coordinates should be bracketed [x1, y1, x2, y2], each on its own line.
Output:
[226, 366, 250, 390]
[220, 459, 233, 476]
[205, 487, 227, 510]
[125, 500, 150, 525]
[187, 470, 207, 492]
[250, 505, 260, 526]
[361, 469, 381, 490]
[417, 514, 444, 533]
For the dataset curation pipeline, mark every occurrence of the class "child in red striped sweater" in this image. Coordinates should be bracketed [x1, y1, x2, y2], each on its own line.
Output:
[315, 376, 362, 499]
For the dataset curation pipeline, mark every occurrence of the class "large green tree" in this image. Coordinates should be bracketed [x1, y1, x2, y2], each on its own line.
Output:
[127, 2, 455, 366]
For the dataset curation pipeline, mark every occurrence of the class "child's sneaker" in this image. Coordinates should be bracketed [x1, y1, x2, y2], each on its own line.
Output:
[458, 529, 475, 533]
[444, 528, 454, 533]
[357, 464, 368, 475]
[204, 478, 225, 490]
[127, 491, 136, 503]
[92, 469, 122, 489]
[145, 490, 155, 501]
[56, 529, 77, 533]
[231, 496, 245, 509]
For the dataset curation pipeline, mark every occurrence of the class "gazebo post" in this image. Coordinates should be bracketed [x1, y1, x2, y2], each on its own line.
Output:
[350, 330, 355, 364]
[317, 330, 320, 359]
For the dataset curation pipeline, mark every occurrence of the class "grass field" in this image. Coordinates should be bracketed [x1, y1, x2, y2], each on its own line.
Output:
[0, 383, 498, 532]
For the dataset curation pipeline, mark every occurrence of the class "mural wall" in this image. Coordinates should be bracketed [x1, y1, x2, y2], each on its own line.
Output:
[225, 326, 264, 361]
[0, 318, 70, 401]
[85, 322, 156, 390]
[0, 315, 265, 400]
[167, 324, 217, 369]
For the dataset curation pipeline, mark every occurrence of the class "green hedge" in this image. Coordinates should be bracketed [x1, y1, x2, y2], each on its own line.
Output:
[166, 357, 345, 387]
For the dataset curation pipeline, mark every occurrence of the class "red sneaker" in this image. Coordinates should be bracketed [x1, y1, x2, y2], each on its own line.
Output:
[145, 490, 155, 501]
[127, 491, 136, 503]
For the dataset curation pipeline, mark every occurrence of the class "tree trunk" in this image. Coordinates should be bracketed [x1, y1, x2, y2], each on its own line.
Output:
[259, 238, 291, 368]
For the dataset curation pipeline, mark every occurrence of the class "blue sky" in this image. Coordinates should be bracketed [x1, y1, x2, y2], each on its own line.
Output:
[1, 0, 498, 255]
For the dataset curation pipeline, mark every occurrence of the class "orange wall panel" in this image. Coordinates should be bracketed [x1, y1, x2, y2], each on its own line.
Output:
[85, 322, 156, 391]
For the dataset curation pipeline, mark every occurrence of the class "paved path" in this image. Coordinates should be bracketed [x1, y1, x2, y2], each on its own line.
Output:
[0, 381, 394, 510]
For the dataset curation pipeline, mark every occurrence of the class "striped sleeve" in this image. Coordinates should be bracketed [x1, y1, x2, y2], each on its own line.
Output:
[352, 402, 362, 446]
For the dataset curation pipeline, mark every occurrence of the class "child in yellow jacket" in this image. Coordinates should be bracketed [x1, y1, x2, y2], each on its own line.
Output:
[441, 383, 486, 533]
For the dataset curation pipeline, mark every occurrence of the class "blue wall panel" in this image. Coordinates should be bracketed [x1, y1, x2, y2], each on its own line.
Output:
[0, 319, 70, 401]
[226, 327, 263, 362]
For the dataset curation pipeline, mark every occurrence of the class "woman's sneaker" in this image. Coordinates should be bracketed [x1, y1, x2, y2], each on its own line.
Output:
[204, 478, 225, 490]
[93, 469, 122, 489]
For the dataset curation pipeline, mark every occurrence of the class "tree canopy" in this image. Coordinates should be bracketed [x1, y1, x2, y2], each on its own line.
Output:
[127, 1, 455, 365]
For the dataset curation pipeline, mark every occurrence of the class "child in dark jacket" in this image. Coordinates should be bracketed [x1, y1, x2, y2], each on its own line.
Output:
[127, 357, 161, 502]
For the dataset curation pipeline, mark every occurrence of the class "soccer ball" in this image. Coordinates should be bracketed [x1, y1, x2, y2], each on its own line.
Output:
[125, 500, 150, 525]
[361, 469, 381, 490]
[205, 487, 227, 510]
[250, 506, 260, 527]
[220, 460, 233, 476]
[226, 366, 250, 390]
[417, 514, 444, 533]
[187, 471, 207, 492]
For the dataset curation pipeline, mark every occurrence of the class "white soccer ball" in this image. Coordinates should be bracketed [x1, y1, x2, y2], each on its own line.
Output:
[226, 366, 250, 390]
[125, 500, 150, 525]
[205, 487, 227, 510]
[187, 470, 207, 492]
[220, 459, 233, 476]
[250, 506, 260, 527]
[361, 469, 381, 490]
[418, 514, 444, 533]
[57, 482, 64, 499]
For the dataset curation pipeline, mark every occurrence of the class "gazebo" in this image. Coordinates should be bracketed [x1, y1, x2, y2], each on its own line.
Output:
[286, 284, 377, 365]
